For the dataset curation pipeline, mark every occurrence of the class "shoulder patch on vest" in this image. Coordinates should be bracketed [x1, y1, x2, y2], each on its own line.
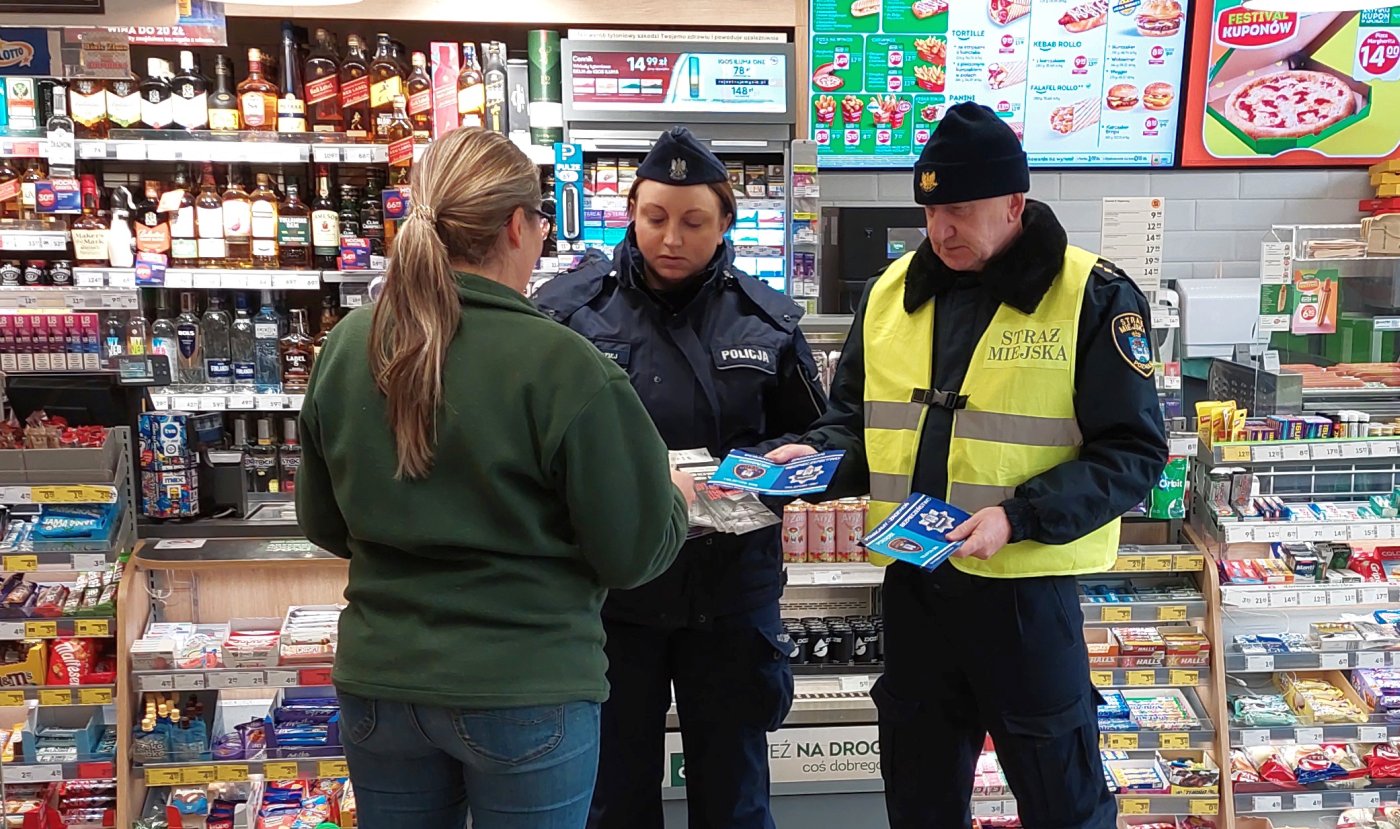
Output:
[1112, 312, 1154, 378]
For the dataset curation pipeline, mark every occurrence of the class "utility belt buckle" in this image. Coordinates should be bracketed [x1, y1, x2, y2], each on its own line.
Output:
[912, 388, 968, 411]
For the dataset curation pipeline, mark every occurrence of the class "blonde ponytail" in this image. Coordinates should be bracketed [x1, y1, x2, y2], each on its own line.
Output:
[369, 128, 541, 480]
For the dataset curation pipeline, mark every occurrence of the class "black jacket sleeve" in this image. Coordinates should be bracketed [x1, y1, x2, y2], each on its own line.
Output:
[801, 281, 876, 501]
[1001, 267, 1170, 544]
[753, 329, 830, 454]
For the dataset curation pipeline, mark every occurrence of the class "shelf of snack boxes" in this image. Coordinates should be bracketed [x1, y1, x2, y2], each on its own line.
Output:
[0, 430, 133, 564]
[147, 392, 305, 415]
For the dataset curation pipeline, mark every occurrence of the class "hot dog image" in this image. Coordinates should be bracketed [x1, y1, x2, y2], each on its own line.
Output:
[1058, 0, 1107, 32]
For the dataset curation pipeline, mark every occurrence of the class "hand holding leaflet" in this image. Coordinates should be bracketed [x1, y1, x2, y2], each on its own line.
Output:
[860, 494, 972, 570]
[708, 449, 846, 496]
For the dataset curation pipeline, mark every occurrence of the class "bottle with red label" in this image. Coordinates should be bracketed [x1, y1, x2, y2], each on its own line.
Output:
[369, 33, 404, 138]
[340, 34, 371, 140]
[237, 48, 278, 132]
[305, 29, 342, 133]
[386, 96, 415, 184]
[406, 52, 433, 142]
[72, 175, 108, 266]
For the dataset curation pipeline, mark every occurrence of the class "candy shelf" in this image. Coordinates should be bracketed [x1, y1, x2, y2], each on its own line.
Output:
[1081, 598, 1207, 624]
[2, 759, 116, 785]
[0, 685, 118, 706]
[1236, 788, 1400, 813]
[0, 616, 114, 640]
[132, 665, 333, 693]
[139, 756, 348, 787]
[1232, 721, 1400, 747]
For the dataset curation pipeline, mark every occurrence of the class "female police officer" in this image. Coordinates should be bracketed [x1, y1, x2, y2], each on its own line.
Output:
[534, 127, 827, 829]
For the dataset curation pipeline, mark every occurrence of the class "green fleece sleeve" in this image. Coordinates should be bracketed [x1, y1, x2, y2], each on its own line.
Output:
[557, 375, 686, 589]
[295, 372, 351, 559]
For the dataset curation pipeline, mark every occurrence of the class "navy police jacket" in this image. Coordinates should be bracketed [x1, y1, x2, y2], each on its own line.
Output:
[534, 234, 828, 628]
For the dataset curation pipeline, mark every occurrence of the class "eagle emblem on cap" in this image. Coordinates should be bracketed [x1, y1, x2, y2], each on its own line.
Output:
[669, 158, 688, 182]
[919, 170, 938, 193]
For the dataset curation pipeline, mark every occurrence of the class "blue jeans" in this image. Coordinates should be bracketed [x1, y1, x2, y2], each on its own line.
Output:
[338, 692, 601, 829]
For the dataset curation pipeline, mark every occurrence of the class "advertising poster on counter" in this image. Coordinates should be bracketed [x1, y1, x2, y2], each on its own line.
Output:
[808, 0, 1189, 167]
[664, 727, 881, 788]
[1182, 6, 1400, 165]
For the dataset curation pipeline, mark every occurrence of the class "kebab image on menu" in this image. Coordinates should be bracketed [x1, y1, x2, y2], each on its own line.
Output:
[1204, 12, 1369, 155]
[988, 61, 1027, 90]
[1051, 98, 1101, 134]
[989, 0, 1031, 26]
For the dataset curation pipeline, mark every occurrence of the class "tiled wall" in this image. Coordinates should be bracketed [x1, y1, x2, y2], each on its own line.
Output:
[820, 169, 1373, 282]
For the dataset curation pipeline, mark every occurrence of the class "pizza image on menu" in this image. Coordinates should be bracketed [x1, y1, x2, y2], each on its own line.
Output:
[1223, 70, 1357, 139]
[989, 0, 1031, 26]
[1058, 0, 1107, 32]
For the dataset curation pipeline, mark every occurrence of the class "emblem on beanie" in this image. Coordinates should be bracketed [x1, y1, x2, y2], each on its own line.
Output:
[670, 158, 688, 182]
[919, 170, 938, 193]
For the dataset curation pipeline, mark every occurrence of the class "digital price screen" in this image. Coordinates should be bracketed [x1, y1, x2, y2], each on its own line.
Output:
[1181, 6, 1400, 166]
[808, 0, 1190, 168]
[568, 50, 789, 114]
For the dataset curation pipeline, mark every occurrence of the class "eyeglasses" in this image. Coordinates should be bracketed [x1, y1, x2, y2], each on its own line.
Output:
[533, 207, 553, 234]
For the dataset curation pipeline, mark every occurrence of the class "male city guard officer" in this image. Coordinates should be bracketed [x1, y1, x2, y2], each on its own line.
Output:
[534, 127, 827, 829]
[768, 103, 1169, 829]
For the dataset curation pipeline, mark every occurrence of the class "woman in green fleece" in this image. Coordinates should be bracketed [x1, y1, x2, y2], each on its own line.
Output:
[295, 128, 694, 829]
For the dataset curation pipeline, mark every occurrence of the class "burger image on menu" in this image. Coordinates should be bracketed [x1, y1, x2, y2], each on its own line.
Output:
[1143, 82, 1174, 110]
[1135, 0, 1183, 37]
[1107, 83, 1140, 110]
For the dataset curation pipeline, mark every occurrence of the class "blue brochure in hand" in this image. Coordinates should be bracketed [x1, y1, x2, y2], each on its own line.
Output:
[708, 450, 846, 496]
[860, 494, 971, 570]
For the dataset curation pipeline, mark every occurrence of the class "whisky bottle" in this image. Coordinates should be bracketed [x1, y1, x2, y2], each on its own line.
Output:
[484, 42, 507, 133]
[237, 48, 278, 132]
[311, 167, 340, 270]
[339, 34, 371, 140]
[195, 164, 226, 267]
[250, 173, 280, 269]
[277, 23, 307, 133]
[171, 51, 209, 131]
[0, 160, 19, 222]
[134, 180, 172, 258]
[386, 95, 414, 179]
[277, 181, 311, 269]
[222, 168, 253, 268]
[406, 52, 432, 142]
[71, 174, 109, 266]
[169, 167, 198, 268]
[279, 308, 313, 392]
[208, 55, 240, 131]
[69, 77, 107, 139]
[369, 33, 403, 138]
[358, 177, 382, 256]
[19, 159, 44, 221]
[313, 293, 340, 359]
[457, 44, 484, 129]
[105, 70, 141, 131]
[305, 28, 341, 133]
[139, 58, 175, 130]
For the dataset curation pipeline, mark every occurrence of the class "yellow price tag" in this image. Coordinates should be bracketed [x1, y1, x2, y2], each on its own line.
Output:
[74, 619, 110, 637]
[24, 620, 56, 638]
[1090, 670, 1113, 687]
[1120, 799, 1150, 815]
[1169, 670, 1200, 686]
[1115, 555, 1145, 572]
[37, 689, 71, 706]
[1160, 733, 1190, 749]
[0, 690, 24, 706]
[1100, 606, 1133, 622]
[1156, 605, 1188, 622]
[145, 767, 186, 786]
[1190, 799, 1219, 815]
[1107, 733, 1139, 749]
[1, 555, 37, 572]
[216, 765, 250, 782]
[1145, 555, 1174, 572]
[318, 759, 349, 778]
[30, 485, 115, 504]
[263, 761, 301, 780]
[183, 766, 217, 784]
[77, 687, 113, 705]
[1126, 670, 1155, 686]
[1173, 554, 1205, 571]
[1220, 444, 1251, 462]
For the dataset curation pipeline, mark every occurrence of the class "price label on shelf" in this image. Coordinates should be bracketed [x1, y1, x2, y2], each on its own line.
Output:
[1298, 590, 1328, 608]
[210, 671, 264, 689]
[1331, 588, 1360, 605]
[37, 689, 71, 706]
[164, 270, 193, 289]
[1125, 670, 1155, 686]
[172, 673, 207, 690]
[1343, 441, 1374, 459]
[0, 553, 38, 573]
[1090, 670, 1113, 687]
[1375, 440, 1400, 458]
[1361, 586, 1392, 604]
[0, 690, 24, 707]
[1271, 590, 1301, 608]
[1144, 555, 1173, 572]
[1280, 443, 1311, 462]
[24, 620, 56, 638]
[318, 760, 349, 778]
[1119, 799, 1150, 815]
[1240, 729, 1270, 747]
[1115, 555, 1144, 572]
[265, 670, 298, 687]
[1354, 791, 1383, 809]
[216, 765, 250, 782]
[1296, 727, 1324, 744]
[1253, 796, 1282, 812]
[145, 767, 186, 786]
[1318, 524, 1350, 542]
[263, 761, 301, 779]
[1255, 444, 1286, 463]
[264, 396, 290, 411]
[32, 485, 116, 505]
[1360, 725, 1390, 743]
[1245, 655, 1275, 672]
[6, 765, 63, 784]
[227, 394, 255, 410]
[246, 273, 274, 290]
[1168, 669, 1199, 686]
[70, 554, 107, 571]
[200, 396, 227, 411]
[1220, 444, 1250, 463]
[0, 621, 25, 639]
[1353, 523, 1384, 541]
[1358, 651, 1387, 669]
[74, 618, 109, 637]
[1159, 733, 1189, 749]
[343, 146, 378, 164]
[1189, 800, 1218, 816]
[1100, 606, 1133, 623]
[1155, 605, 1187, 621]
[1106, 733, 1139, 749]
[183, 766, 217, 784]
[1321, 652, 1350, 670]
[140, 675, 175, 692]
[1173, 554, 1205, 571]
[972, 801, 1006, 818]
[192, 271, 221, 290]
[1293, 793, 1322, 811]
[1316, 442, 1347, 460]
[311, 146, 340, 163]
[78, 687, 113, 705]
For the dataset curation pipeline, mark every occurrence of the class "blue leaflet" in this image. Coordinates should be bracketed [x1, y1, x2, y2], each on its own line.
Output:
[860, 493, 971, 570]
[708, 450, 846, 496]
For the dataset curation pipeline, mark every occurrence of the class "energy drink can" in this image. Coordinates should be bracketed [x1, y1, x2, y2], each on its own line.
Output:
[809, 504, 836, 562]
[836, 498, 865, 562]
[782, 501, 808, 563]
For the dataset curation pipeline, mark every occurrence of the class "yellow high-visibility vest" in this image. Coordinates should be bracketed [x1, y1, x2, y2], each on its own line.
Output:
[862, 245, 1119, 577]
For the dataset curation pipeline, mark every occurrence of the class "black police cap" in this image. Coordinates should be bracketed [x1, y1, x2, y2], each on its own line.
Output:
[637, 127, 729, 186]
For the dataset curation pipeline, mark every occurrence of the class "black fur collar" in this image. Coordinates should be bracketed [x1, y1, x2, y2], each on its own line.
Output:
[904, 200, 1068, 315]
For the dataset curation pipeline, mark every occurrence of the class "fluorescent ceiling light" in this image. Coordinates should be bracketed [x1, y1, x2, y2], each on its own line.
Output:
[1243, 0, 1392, 11]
